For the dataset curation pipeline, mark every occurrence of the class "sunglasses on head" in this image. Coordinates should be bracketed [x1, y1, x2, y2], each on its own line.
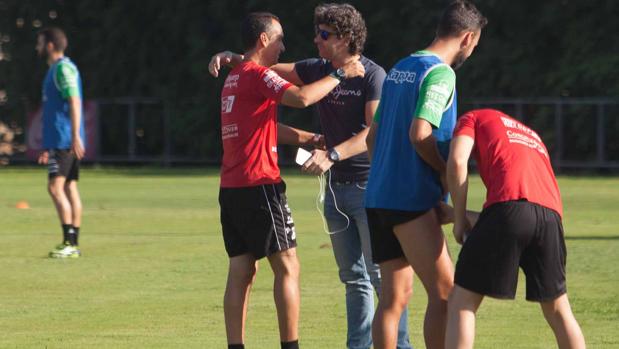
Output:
[315, 27, 336, 41]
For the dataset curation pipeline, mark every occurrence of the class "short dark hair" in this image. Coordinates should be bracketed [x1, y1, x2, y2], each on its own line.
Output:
[314, 3, 367, 55]
[37, 27, 68, 52]
[436, 0, 487, 38]
[241, 12, 280, 51]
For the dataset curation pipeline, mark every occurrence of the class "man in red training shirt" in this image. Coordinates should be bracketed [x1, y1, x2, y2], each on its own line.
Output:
[217, 12, 364, 349]
[445, 109, 586, 348]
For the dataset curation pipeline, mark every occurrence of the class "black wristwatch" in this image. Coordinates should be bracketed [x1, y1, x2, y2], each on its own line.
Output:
[329, 67, 346, 81]
[327, 148, 341, 162]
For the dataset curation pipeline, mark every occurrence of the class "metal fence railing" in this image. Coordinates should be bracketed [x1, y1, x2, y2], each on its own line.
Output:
[8, 97, 619, 170]
[461, 98, 619, 171]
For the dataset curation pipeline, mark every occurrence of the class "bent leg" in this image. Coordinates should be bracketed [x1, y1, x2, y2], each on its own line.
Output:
[356, 210, 411, 349]
[540, 294, 586, 349]
[372, 257, 413, 349]
[445, 285, 483, 349]
[268, 248, 300, 342]
[48, 176, 72, 225]
[394, 209, 454, 349]
[224, 254, 258, 345]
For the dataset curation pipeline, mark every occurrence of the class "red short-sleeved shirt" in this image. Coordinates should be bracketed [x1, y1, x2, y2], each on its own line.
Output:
[454, 109, 563, 217]
[219, 61, 292, 188]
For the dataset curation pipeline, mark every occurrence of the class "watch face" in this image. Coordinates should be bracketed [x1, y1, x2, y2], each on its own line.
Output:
[329, 150, 339, 162]
[336, 68, 345, 78]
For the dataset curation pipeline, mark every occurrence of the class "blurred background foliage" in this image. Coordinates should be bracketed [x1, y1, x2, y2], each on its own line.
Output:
[0, 0, 617, 161]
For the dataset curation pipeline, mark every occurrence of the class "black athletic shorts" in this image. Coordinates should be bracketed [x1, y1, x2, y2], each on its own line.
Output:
[366, 208, 428, 264]
[219, 181, 297, 259]
[455, 200, 567, 302]
[48, 149, 80, 181]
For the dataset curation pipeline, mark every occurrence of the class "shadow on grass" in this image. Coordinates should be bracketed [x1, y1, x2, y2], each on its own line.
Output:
[565, 235, 619, 240]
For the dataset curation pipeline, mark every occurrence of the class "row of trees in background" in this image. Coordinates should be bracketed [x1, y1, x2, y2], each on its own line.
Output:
[0, 0, 618, 163]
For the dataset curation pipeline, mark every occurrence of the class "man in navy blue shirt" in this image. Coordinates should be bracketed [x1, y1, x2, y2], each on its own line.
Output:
[209, 4, 411, 349]
[36, 27, 85, 259]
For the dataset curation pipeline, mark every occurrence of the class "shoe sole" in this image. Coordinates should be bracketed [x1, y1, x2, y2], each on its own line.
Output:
[49, 252, 81, 259]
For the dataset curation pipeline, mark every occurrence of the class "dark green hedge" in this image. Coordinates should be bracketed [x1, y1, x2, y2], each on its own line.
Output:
[1, 0, 617, 160]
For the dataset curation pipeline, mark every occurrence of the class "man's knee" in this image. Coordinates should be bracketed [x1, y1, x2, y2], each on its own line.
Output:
[540, 293, 571, 321]
[228, 257, 258, 285]
[270, 249, 300, 278]
[48, 179, 65, 198]
[380, 283, 412, 311]
[448, 285, 483, 313]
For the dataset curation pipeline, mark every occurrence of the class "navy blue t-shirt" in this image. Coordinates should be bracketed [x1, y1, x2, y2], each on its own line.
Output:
[295, 56, 386, 182]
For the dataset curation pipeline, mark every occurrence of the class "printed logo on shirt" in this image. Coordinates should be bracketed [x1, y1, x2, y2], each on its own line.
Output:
[421, 81, 451, 114]
[224, 74, 240, 89]
[58, 64, 78, 89]
[221, 95, 236, 113]
[500, 117, 542, 142]
[329, 84, 362, 100]
[386, 69, 416, 84]
[263, 69, 288, 92]
[222, 123, 238, 140]
[500, 117, 547, 157]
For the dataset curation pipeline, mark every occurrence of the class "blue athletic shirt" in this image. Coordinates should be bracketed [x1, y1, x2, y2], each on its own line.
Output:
[365, 51, 457, 211]
[42, 57, 85, 150]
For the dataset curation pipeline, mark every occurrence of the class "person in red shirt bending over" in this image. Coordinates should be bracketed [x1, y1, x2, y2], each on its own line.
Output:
[446, 109, 586, 349]
[217, 12, 364, 349]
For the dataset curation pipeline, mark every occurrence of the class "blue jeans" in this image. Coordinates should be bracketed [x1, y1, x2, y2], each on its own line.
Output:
[324, 180, 412, 349]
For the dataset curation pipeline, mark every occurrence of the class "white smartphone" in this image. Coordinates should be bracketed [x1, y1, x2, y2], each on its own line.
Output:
[295, 148, 312, 166]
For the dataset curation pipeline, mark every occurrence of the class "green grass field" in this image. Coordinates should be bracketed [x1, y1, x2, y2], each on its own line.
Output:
[0, 167, 618, 348]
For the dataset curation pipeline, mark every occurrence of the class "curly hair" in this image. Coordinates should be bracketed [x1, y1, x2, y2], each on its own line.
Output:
[314, 3, 367, 55]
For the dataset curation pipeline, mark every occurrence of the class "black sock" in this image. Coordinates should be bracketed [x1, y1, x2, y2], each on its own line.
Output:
[61, 224, 72, 245]
[228, 344, 244, 349]
[71, 226, 80, 246]
[281, 340, 299, 349]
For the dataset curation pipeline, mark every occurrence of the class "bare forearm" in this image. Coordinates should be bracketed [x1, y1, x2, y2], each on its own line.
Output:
[447, 160, 469, 225]
[281, 76, 340, 108]
[69, 97, 82, 140]
[277, 123, 314, 146]
[224, 51, 243, 67]
[333, 128, 369, 160]
[414, 135, 446, 175]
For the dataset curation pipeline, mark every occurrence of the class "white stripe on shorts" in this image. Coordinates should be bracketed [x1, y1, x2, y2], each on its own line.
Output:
[261, 185, 281, 251]
[272, 184, 289, 249]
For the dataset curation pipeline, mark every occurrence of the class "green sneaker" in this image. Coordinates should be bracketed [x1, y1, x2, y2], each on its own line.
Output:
[53, 242, 69, 250]
[49, 244, 81, 258]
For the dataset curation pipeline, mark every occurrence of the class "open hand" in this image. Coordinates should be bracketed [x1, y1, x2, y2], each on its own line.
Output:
[37, 150, 49, 165]
[71, 137, 85, 160]
[208, 51, 232, 78]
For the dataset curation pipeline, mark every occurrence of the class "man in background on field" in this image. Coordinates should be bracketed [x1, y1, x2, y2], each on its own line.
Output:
[36, 27, 85, 259]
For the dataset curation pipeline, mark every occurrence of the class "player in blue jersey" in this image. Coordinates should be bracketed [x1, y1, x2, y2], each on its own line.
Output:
[35, 27, 85, 259]
[365, 2, 486, 348]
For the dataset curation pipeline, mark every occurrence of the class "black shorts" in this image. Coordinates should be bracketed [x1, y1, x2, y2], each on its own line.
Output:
[455, 200, 567, 302]
[48, 149, 80, 181]
[219, 181, 297, 259]
[366, 208, 428, 264]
